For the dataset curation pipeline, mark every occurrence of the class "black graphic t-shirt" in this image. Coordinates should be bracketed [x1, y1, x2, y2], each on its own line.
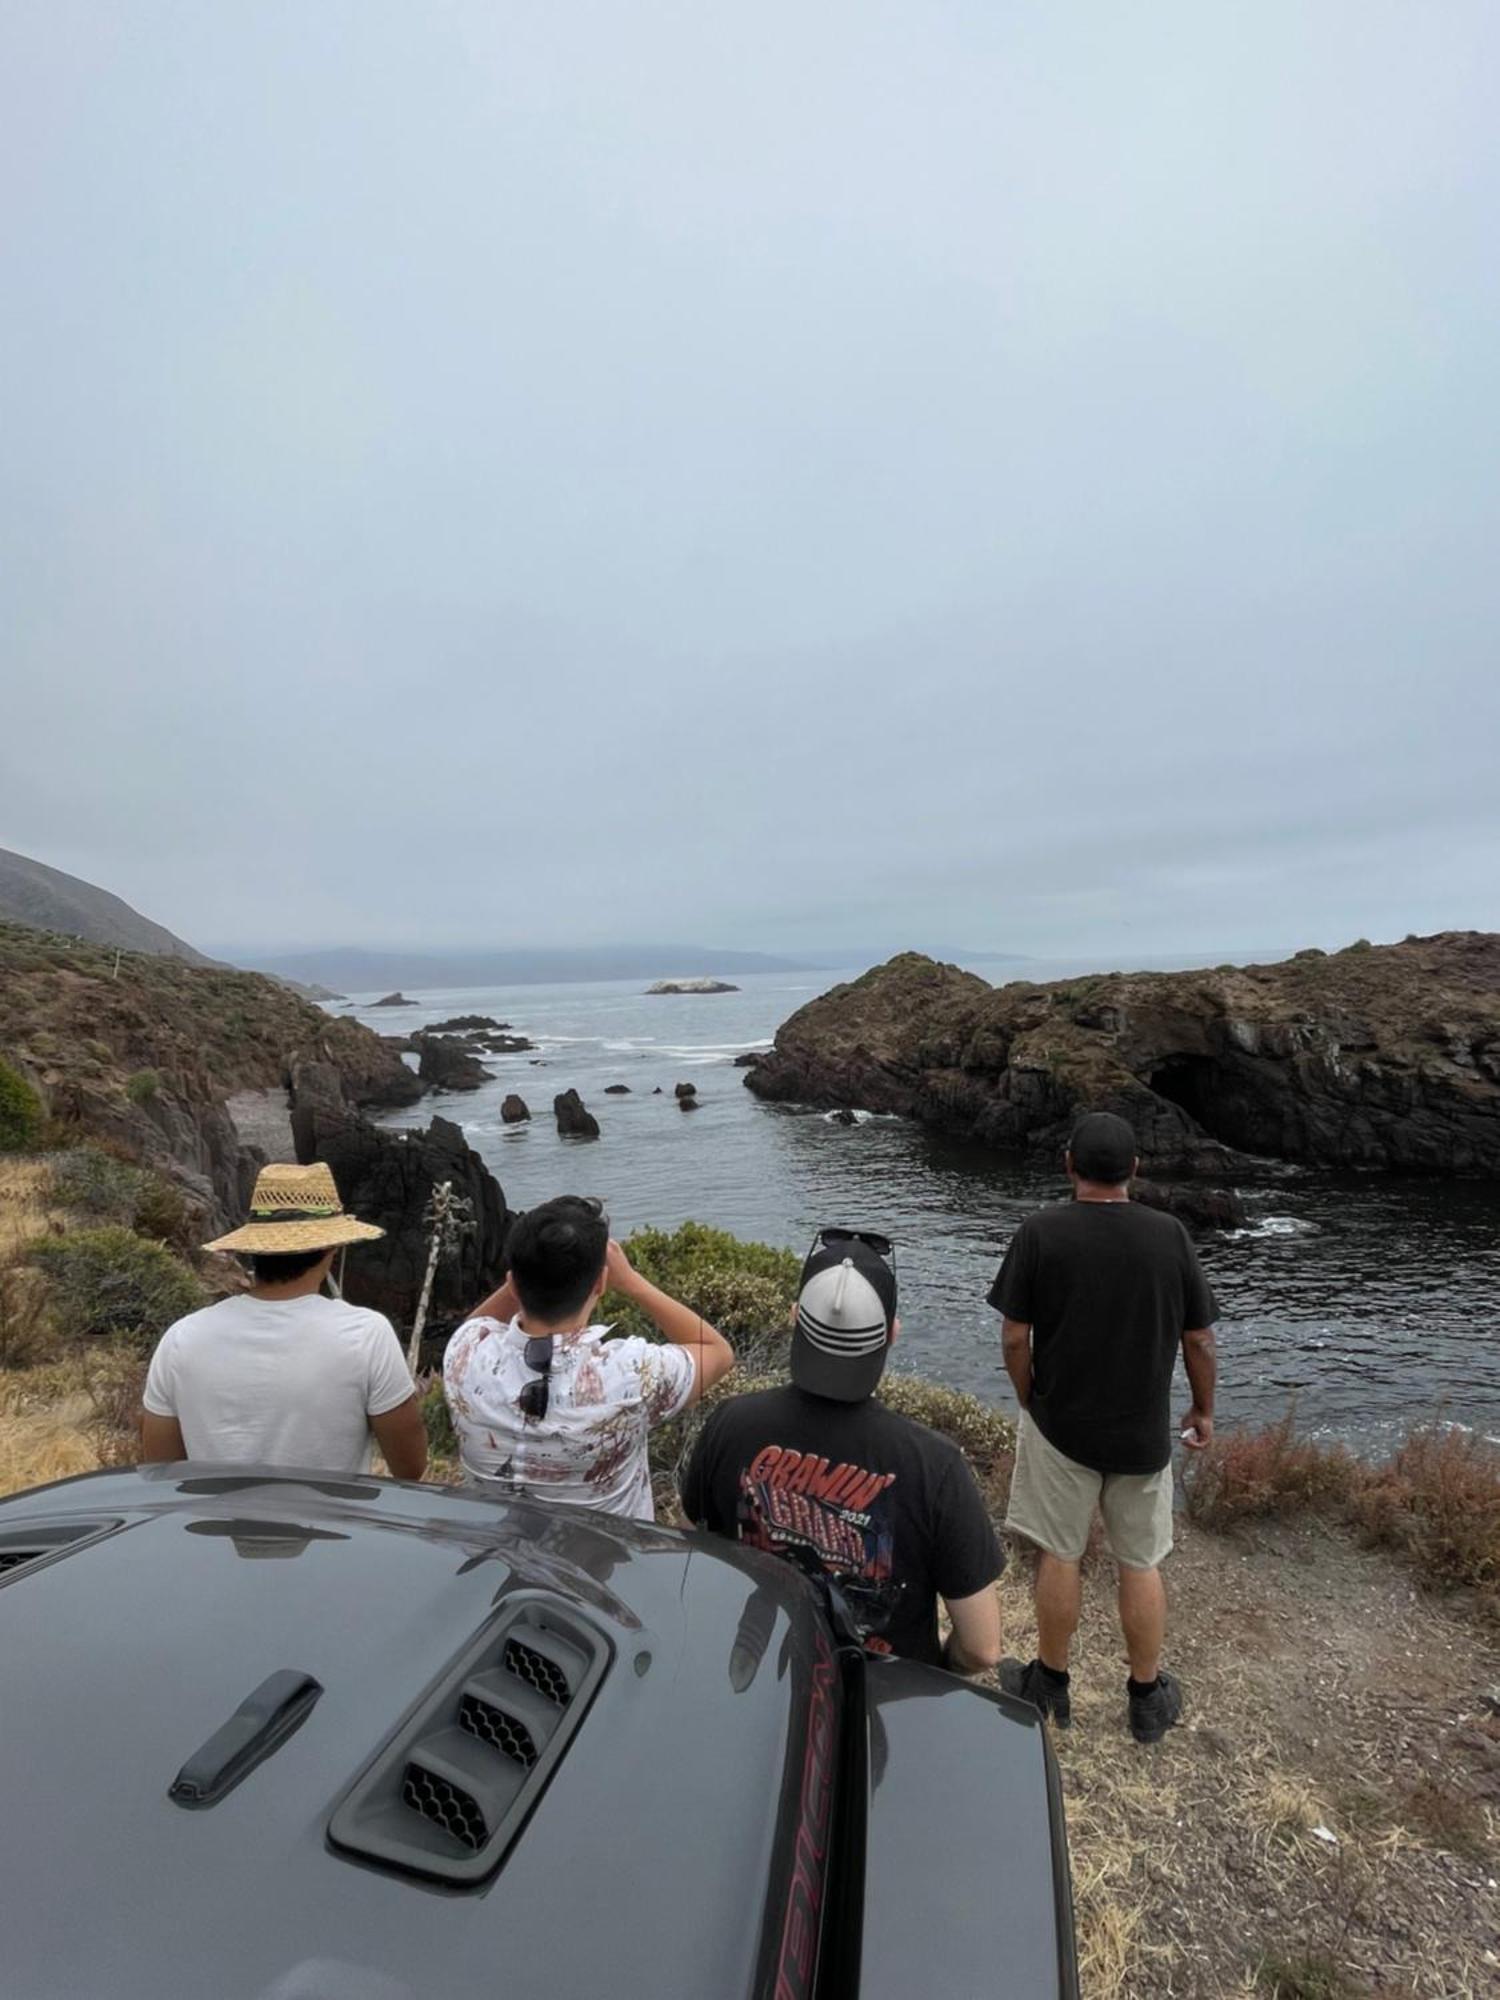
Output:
[680, 1385, 1003, 1667]
[988, 1199, 1218, 1476]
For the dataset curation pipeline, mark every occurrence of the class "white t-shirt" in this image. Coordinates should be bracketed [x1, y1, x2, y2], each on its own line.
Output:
[442, 1316, 697, 1520]
[143, 1293, 417, 1474]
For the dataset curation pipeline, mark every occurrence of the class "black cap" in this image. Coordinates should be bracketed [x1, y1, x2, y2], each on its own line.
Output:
[789, 1240, 898, 1402]
[1068, 1110, 1138, 1184]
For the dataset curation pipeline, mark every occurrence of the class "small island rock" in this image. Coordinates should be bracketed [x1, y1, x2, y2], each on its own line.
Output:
[647, 978, 740, 995]
[372, 991, 416, 1008]
[500, 1094, 531, 1124]
[554, 1088, 600, 1139]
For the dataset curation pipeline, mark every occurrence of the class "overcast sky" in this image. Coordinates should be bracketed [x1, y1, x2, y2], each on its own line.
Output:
[3, 3, 1497, 961]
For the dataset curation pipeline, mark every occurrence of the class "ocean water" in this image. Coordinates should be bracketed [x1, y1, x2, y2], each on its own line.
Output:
[348, 965, 1500, 1451]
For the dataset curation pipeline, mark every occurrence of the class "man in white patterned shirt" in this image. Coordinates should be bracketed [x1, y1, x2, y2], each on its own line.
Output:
[443, 1196, 734, 1520]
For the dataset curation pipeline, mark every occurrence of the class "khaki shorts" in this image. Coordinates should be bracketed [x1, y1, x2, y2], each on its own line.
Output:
[1007, 1412, 1173, 1570]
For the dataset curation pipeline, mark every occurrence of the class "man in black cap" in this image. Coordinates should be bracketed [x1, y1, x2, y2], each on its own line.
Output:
[681, 1229, 1004, 1673]
[988, 1111, 1218, 1743]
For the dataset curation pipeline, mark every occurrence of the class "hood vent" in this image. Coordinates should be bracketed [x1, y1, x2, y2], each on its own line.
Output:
[0, 1519, 121, 1582]
[329, 1595, 608, 1885]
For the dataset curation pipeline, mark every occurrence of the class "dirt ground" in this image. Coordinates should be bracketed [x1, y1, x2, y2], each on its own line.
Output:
[990, 1518, 1500, 1997]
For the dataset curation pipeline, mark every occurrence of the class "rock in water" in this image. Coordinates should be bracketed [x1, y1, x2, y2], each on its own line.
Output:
[746, 935, 1500, 1178]
[428, 1014, 504, 1032]
[679, 1094, 701, 1112]
[290, 1104, 512, 1329]
[733, 1051, 764, 1068]
[1131, 1179, 1248, 1232]
[604, 1084, 631, 1094]
[372, 992, 416, 1008]
[415, 1035, 493, 1093]
[646, 978, 739, 994]
[674, 1081, 697, 1100]
[554, 1089, 600, 1139]
[826, 1107, 858, 1126]
[500, 1094, 531, 1124]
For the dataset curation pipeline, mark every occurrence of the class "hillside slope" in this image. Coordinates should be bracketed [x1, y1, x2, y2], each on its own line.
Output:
[0, 847, 209, 963]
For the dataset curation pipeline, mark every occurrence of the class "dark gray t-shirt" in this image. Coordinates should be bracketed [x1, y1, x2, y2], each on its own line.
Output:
[988, 1201, 1217, 1475]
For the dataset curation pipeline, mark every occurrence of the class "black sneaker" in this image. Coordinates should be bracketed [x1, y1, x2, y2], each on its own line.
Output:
[1128, 1670, 1183, 1744]
[999, 1657, 1072, 1728]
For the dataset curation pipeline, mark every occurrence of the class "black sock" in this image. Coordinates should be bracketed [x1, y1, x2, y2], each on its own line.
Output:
[1127, 1675, 1160, 1698]
[1037, 1660, 1070, 1688]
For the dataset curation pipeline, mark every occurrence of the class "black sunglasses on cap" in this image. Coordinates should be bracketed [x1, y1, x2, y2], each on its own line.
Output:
[810, 1226, 896, 1274]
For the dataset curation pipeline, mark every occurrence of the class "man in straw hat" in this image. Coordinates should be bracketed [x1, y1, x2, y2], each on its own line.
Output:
[140, 1162, 428, 1480]
[681, 1227, 1004, 1672]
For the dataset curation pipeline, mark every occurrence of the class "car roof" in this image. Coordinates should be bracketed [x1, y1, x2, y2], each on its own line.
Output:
[0, 1466, 825, 2000]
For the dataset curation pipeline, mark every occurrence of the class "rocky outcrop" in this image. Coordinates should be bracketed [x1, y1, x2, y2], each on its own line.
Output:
[674, 1081, 698, 1101]
[500, 1094, 530, 1124]
[647, 978, 739, 994]
[1132, 1179, 1248, 1232]
[289, 1101, 511, 1331]
[746, 936, 1500, 1178]
[679, 1094, 701, 1112]
[430, 1015, 506, 1032]
[372, 991, 415, 1008]
[415, 1035, 492, 1093]
[604, 1084, 631, 1094]
[554, 1089, 600, 1139]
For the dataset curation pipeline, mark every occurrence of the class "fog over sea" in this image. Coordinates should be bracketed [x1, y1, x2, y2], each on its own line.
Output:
[350, 961, 1500, 1453]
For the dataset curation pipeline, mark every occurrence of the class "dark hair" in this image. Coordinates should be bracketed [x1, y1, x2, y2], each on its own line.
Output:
[248, 1247, 332, 1285]
[505, 1196, 609, 1322]
[1068, 1111, 1137, 1185]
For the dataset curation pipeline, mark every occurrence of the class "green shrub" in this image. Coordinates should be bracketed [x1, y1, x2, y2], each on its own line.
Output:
[49, 1147, 196, 1250]
[420, 1374, 457, 1461]
[604, 1221, 800, 1372]
[125, 1069, 162, 1105]
[876, 1376, 1016, 1500]
[50, 1146, 146, 1224]
[29, 1226, 205, 1345]
[0, 1058, 42, 1152]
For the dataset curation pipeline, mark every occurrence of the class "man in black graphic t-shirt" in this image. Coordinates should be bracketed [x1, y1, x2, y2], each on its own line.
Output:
[988, 1111, 1218, 1745]
[682, 1232, 1004, 1672]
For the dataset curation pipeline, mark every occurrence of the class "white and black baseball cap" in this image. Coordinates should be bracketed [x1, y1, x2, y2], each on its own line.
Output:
[790, 1234, 898, 1402]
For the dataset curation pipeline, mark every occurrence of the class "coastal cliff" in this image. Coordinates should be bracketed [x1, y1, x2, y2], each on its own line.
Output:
[746, 934, 1500, 1176]
[0, 922, 421, 1228]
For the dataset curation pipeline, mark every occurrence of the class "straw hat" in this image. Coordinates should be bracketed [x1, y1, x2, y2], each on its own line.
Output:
[202, 1162, 385, 1255]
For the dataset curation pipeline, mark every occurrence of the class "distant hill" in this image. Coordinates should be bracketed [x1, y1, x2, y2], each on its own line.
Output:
[0, 847, 211, 964]
[252, 944, 811, 991]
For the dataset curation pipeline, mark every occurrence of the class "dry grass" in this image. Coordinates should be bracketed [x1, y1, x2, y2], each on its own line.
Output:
[988, 1518, 1500, 1998]
[1185, 1413, 1500, 1615]
[0, 1157, 67, 1259]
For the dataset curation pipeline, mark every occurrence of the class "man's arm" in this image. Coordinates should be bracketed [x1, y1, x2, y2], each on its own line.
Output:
[943, 1586, 1004, 1674]
[370, 1396, 429, 1480]
[1001, 1318, 1033, 1409]
[605, 1241, 733, 1401]
[1180, 1327, 1217, 1449]
[140, 1411, 186, 1463]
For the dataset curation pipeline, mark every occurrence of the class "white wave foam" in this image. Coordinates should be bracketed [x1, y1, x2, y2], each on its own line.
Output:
[1227, 1216, 1319, 1240]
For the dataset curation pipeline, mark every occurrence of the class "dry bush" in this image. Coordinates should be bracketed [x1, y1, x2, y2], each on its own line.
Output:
[29, 1225, 204, 1344]
[1350, 1426, 1500, 1598]
[81, 1341, 148, 1465]
[0, 1264, 57, 1369]
[1184, 1412, 1360, 1531]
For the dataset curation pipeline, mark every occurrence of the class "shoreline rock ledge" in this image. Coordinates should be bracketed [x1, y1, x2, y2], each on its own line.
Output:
[744, 935, 1500, 1177]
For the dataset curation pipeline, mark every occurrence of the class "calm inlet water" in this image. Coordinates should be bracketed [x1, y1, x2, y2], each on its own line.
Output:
[353, 968, 1500, 1452]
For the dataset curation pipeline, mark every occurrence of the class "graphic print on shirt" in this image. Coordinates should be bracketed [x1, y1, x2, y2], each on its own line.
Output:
[736, 1444, 902, 1653]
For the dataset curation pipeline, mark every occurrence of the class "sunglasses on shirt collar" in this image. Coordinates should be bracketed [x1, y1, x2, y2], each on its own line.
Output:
[518, 1334, 554, 1422]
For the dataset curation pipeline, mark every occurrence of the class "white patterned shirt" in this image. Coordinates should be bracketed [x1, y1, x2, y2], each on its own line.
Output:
[442, 1316, 697, 1520]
